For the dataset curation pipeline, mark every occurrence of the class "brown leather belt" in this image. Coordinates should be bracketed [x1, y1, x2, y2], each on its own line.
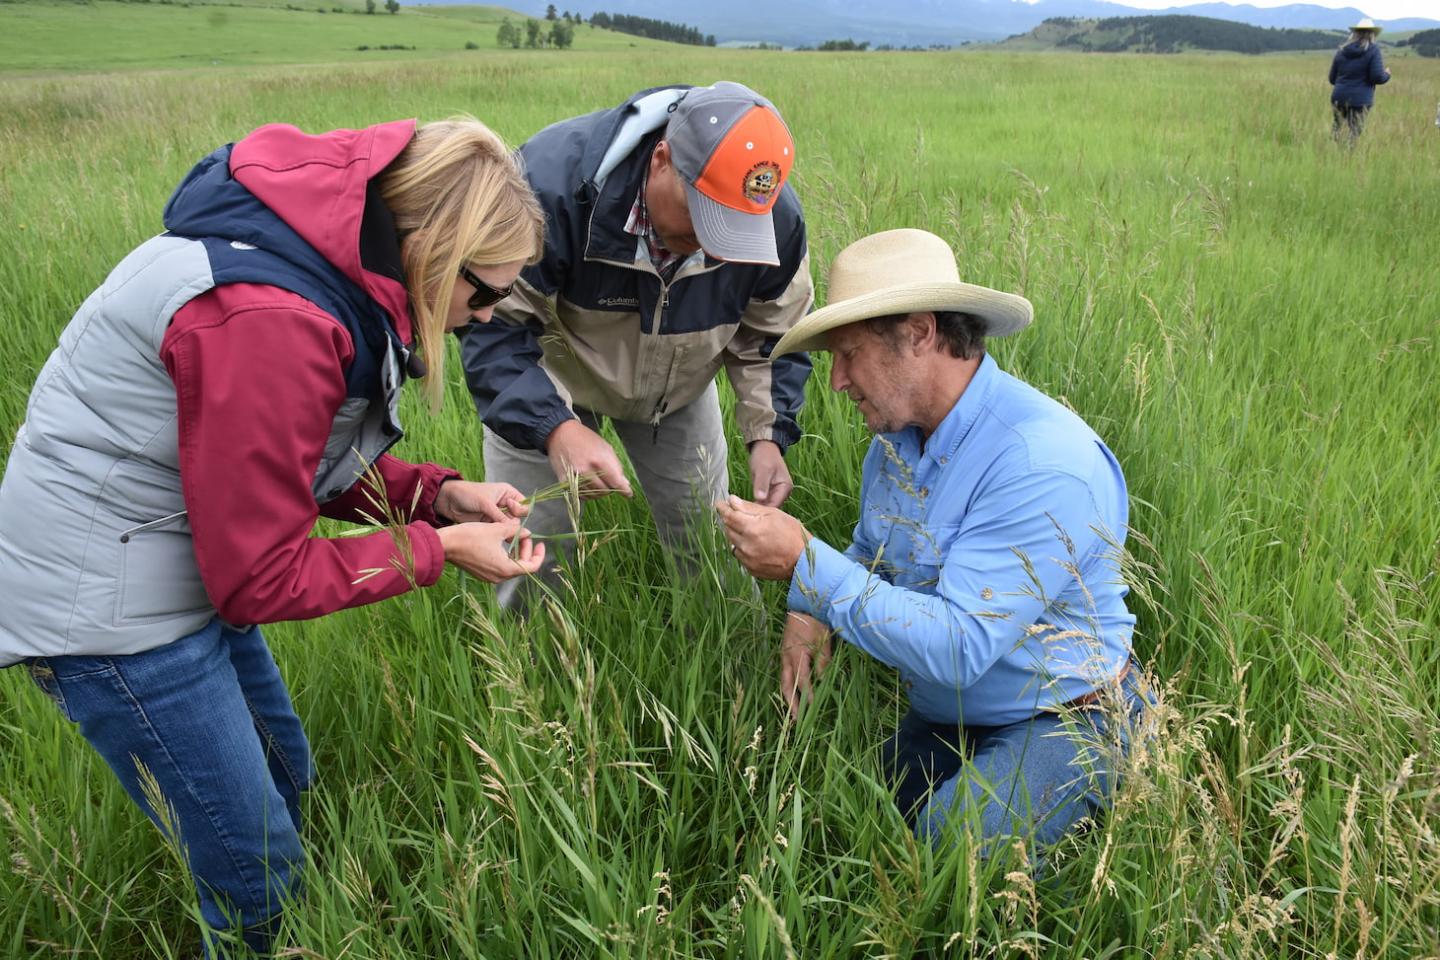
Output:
[1062, 660, 1132, 709]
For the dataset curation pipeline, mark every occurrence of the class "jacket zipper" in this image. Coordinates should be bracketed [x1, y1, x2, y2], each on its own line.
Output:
[651, 346, 680, 442]
[651, 282, 669, 336]
[581, 211, 723, 430]
[648, 279, 677, 440]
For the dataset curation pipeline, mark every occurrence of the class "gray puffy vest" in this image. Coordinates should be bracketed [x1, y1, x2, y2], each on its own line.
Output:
[0, 235, 404, 666]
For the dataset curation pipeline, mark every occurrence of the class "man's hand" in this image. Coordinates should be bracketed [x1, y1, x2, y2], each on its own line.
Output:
[780, 611, 832, 719]
[544, 420, 634, 498]
[715, 494, 810, 580]
[436, 517, 545, 583]
[435, 480, 529, 523]
[748, 440, 793, 507]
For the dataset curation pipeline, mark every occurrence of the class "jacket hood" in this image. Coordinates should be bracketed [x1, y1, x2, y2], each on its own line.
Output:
[568, 86, 691, 194]
[1341, 41, 1370, 58]
[589, 86, 690, 189]
[164, 121, 417, 342]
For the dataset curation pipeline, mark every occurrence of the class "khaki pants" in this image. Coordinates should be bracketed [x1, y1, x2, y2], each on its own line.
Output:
[482, 381, 731, 608]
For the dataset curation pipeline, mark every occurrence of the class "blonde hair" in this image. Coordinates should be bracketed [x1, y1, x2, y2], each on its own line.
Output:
[377, 117, 545, 410]
[1346, 29, 1375, 48]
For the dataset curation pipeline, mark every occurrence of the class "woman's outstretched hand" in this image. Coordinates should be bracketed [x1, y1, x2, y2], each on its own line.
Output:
[435, 480, 529, 523]
[437, 517, 545, 583]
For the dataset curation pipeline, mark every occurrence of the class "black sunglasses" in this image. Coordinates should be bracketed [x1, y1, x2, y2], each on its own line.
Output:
[458, 265, 513, 310]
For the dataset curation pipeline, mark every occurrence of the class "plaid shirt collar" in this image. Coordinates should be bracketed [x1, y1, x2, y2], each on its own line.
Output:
[624, 166, 687, 280]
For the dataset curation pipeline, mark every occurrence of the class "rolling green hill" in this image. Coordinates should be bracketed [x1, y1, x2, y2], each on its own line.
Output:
[1398, 27, 1440, 56]
[999, 14, 1343, 54]
[0, 0, 674, 72]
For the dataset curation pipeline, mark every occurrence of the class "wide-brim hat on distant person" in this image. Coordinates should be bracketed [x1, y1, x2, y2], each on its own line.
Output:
[666, 81, 795, 266]
[771, 228, 1033, 356]
[1351, 16, 1380, 31]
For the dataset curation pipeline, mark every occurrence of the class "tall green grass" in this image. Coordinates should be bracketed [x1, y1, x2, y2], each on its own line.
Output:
[2, 47, 1439, 958]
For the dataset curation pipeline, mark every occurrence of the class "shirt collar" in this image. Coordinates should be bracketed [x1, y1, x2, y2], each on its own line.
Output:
[916, 353, 999, 467]
[624, 164, 691, 278]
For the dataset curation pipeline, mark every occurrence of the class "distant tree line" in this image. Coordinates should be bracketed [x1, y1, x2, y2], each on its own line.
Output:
[497, 15, 574, 48]
[1397, 28, 1440, 58]
[588, 12, 715, 46]
[794, 39, 950, 52]
[1042, 15, 1338, 55]
[543, 6, 585, 23]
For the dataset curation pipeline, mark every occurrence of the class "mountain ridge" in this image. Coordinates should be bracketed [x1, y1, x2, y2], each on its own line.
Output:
[424, 0, 1439, 46]
[999, 13, 1352, 53]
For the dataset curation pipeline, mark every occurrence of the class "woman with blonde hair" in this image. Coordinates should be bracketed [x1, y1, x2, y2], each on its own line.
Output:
[0, 117, 545, 956]
[1329, 17, 1391, 143]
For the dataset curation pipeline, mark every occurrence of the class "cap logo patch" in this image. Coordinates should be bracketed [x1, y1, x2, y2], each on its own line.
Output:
[743, 162, 781, 206]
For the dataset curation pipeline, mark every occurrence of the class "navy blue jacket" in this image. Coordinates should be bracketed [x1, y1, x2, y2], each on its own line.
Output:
[458, 87, 813, 453]
[1329, 42, 1390, 108]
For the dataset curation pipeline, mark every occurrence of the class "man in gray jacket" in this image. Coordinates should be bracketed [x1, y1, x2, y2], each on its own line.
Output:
[460, 82, 814, 603]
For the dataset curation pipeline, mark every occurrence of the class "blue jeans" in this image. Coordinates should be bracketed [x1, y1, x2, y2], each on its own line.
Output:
[882, 668, 1149, 852]
[26, 619, 312, 957]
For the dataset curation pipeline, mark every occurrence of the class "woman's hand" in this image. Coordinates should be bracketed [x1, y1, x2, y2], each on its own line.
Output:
[436, 517, 545, 583]
[435, 480, 529, 523]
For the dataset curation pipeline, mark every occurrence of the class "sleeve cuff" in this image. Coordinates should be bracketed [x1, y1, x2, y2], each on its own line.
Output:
[741, 423, 799, 455]
[787, 536, 853, 623]
[409, 522, 447, 587]
[525, 407, 578, 452]
[421, 466, 464, 526]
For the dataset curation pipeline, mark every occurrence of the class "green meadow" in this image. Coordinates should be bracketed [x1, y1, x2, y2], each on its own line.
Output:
[0, 0, 666, 73]
[2, 7, 1440, 957]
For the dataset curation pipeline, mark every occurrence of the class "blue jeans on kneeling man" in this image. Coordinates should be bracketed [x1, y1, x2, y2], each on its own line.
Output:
[882, 667, 1150, 853]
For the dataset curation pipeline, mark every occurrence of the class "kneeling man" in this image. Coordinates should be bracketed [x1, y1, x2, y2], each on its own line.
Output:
[718, 228, 1149, 848]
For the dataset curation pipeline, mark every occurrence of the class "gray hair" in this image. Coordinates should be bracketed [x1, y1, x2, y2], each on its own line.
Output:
[862, 311, 987, 360]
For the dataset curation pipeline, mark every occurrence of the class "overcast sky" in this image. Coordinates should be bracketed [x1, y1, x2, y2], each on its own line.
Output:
[1110, 0, 1439, 19]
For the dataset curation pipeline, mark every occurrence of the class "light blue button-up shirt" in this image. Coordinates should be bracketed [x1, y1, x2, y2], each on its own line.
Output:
[788, 354, 1135, 727]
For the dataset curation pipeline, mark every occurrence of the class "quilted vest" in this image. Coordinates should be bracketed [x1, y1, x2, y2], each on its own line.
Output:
[0, 148, 410, 665]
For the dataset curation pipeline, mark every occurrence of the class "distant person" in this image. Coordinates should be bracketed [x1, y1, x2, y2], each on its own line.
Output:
[1, 118, 546, 957]
[1329, 17, 1391, 144]
[458, 82, 814, 607]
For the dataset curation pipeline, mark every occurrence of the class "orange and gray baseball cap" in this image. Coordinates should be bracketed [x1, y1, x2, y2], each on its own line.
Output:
[666, 82, 796, 266]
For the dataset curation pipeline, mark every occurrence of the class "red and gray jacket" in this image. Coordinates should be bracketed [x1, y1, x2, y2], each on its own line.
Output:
[0, 121, 456, 666]
[459, 86, 814, 453]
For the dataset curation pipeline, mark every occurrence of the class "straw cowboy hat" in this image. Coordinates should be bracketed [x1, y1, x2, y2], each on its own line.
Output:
[773, 228, 1033, 356]
[1351, 16, 1381, 32]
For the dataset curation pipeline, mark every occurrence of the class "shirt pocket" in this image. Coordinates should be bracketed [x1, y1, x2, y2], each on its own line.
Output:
[894, 522, 962, 591]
